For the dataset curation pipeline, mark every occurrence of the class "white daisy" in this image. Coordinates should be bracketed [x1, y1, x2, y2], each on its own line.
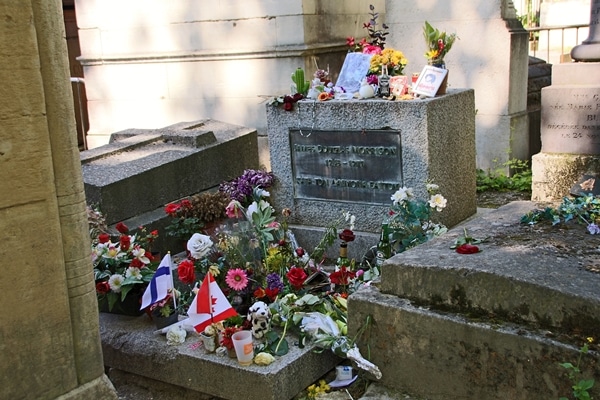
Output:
[108, 274, 125, 293]
[125, 267, 142, 280]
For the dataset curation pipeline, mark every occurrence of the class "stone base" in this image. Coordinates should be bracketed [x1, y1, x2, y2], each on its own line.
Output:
[532, 152, 600, 201]
[267, 90, 477, 234]
[347, 201, 600, 399]
[55, 375, 118, 400]
[100, 313, 341, 400]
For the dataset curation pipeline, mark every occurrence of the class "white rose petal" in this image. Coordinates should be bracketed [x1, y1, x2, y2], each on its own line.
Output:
[428, 194, 447, 212]
[187, 233, 213, 259]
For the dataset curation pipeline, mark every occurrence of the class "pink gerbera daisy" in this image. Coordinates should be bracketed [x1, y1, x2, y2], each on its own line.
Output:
[225, 268, 248, 291]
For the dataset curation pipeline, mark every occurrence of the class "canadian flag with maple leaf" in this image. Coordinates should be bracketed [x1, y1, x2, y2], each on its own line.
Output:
[186, 272, 238, 333]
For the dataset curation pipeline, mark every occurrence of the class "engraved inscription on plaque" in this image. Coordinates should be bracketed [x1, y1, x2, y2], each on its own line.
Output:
[290, 130, 403, 204]
[541, 89, 600, 154]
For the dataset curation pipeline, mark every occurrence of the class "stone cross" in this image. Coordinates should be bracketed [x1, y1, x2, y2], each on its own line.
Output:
[571, 0, 600, 61]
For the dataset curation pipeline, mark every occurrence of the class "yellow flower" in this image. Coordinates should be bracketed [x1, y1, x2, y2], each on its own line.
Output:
[209, 264, 220, 277]
[369, 48, 408, 75]
[587, 337, 594, 343]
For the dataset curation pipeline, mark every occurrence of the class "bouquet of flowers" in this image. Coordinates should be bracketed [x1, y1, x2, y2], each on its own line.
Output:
[368, 47, 408, 76]
[92, 221, 157, 312]
[387, 183, 448, 254]
[423, 21, 458, 66]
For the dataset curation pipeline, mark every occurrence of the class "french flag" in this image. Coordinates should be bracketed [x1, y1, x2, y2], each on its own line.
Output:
[140, 253, 174, 310]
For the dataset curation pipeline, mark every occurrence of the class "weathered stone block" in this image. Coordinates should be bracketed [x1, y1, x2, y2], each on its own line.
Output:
[100, 314, 341, 400]
[81, 119, 258, 224]
[266, 91, 476, 257]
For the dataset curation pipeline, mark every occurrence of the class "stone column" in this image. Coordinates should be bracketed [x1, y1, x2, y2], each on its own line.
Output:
[571, 0, 600, 61]
[0, 0, 116, 398]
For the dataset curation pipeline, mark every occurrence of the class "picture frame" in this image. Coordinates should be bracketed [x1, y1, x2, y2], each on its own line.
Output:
[335, 53, 374, 94]
[412, 65, 448, 97]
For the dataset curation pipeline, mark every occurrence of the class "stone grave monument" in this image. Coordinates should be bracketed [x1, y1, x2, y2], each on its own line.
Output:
[532, 0, 600, 200]
[266, 91, 477, 260]
[81, 119, 258, 253]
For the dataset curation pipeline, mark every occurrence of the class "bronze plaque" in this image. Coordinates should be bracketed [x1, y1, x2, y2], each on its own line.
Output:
[290, 129, 403, 204]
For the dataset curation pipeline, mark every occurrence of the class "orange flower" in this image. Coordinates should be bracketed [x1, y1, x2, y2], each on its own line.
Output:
[317, 92, 331, 101]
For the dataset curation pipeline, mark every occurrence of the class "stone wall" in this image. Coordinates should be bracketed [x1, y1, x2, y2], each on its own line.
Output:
[385, 0, 529, 171]
[74, 0, 530, 172]
[0, 0, 115, 398]
[75, 0, 381, 168]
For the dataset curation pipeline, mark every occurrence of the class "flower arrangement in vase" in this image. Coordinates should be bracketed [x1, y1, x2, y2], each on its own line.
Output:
[346, 4, 408, 94]
[92, 220, 158, 315]
[423, 21, 458, 68]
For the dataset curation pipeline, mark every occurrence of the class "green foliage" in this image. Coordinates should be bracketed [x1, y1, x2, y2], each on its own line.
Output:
[476, 158, 532, 193]
[559, 340, 595, 400]
[165, 216, 203, 239]
[521, 194, 600, 228]
[387, 185, 448, 254]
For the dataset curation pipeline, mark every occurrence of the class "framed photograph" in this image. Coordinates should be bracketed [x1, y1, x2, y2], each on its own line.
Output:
[412, 65, 448, 97]
[335, 53, 374, 95]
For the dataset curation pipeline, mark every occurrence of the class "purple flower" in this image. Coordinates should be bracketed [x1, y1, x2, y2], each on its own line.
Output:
[219, 169, 275, 205]
[266, 273, 284, 292]
[587, 223, 600, 235]
[366, 74, 379, 85]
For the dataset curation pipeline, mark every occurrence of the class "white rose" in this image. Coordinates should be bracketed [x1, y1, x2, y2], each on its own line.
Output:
[187, 233, 213, 259]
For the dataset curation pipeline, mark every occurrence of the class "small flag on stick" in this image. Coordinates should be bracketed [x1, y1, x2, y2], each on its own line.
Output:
[186, 272, 238, 333]
[140, 253, 174, 310]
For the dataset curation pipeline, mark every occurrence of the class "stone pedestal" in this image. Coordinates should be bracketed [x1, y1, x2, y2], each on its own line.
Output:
[267, 90, 476, 260]
[532, 62, 600, 201]
[570, 0, 600, 61]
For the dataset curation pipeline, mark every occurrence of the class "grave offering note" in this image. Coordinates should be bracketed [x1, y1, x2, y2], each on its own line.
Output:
[290, 130, 403, 204]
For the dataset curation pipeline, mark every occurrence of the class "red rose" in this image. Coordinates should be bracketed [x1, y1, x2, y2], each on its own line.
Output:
[253, 287, 266, 299]
[96, 281, 110, 294]
[130, 258, 144, 268]
[286, 267, 308, 290]
[283, 102, 293, 111]
[119, 235, 131, 251]
[265, 288, 279, 301]
[329, 266, 356, 286]
[115, 222, 129, 234]
[338, 229, 356, 242]
[177, 259, 196, 285]
[295, 247, 305, 257]
[180, 199, 192, 209]
[98, 233, 110, 244]
[456, 244, 480, 254]
[165, 203, 181, 216]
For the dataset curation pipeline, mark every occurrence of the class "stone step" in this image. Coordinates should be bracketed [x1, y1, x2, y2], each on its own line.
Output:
[100, 313, 341, 400]
[379, 201, 600, 337]
[347, 201, 600, 399]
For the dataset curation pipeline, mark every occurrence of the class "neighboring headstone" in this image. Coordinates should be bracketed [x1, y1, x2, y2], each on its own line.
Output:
[267, 91, 476, 259]
[532, 3, 600, 201]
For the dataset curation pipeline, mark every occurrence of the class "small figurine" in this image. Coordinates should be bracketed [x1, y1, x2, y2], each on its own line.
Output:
[358, 79, 375, 99]
[247, 301, 272, 339]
